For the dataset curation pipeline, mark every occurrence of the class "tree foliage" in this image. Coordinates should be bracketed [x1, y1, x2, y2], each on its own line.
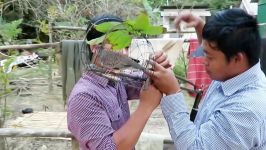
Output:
[146, 0, 240, 12]
[0, 19, 22, 43]
[0, 0, 145, 42]
[0, 0, 241, 43]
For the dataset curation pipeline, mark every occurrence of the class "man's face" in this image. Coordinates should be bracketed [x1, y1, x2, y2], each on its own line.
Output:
[203, 40, 236, 81]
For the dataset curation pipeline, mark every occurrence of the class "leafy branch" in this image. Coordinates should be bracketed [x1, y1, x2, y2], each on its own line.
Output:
[0, 57, 15, 127]
[87, 12, 165, 50]
[0, 19, 22, 43]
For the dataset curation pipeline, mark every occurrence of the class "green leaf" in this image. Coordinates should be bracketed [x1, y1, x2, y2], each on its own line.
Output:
[95, 22, 124, 33]
[143, 25, 164, 35]
[132, 12, 149, 31]
[107, 30, 132, 50]
[86, 12, 163, 50]
[125, 19, 136, 27]
[124, 20, 136, 33]
[86, 35, 106, 45]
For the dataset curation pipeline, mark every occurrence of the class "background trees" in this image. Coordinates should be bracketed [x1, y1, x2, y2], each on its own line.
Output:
[0, 0, 144, 43]
[0, 0, 241, 44]
[146, 0, 240, 11]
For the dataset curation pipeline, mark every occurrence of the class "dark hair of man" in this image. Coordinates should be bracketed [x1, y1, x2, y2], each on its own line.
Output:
[202, 8, 261, 66]
[85, 15, 123, 61]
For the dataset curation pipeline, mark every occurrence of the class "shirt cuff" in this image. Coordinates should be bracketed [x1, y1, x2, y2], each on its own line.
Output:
[160, 92, 189, 117]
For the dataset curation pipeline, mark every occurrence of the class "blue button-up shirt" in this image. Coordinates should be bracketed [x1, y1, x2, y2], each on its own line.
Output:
[161, 62, 266, 149]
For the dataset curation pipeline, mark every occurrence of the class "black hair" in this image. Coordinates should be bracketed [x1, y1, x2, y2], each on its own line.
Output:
[202, 8, 261, 66]
[85, 15, 123, 61]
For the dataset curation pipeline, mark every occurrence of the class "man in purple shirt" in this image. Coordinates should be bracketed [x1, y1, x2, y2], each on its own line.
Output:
[67, 15, 170, 150]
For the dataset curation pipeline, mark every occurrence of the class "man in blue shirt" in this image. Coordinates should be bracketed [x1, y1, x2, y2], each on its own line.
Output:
[144, 8, 266, 149]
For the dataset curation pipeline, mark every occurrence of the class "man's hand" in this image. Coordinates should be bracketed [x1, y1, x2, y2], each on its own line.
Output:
[114, 85, 162, 150]
[174, 13, 204, 30]
[174, 12, 205, 43]
[153, 51, 171, 69]
[149, 61, 181, 95]
[139, 84, 162, 112]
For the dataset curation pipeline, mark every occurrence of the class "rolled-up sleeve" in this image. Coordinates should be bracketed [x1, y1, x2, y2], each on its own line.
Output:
[67, 92, 116, 150]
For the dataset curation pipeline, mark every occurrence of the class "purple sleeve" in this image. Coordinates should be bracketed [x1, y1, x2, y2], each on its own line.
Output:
[121, 70, 146, 100]
[125, 84, 141, 100]
[67, 93, 116, 150]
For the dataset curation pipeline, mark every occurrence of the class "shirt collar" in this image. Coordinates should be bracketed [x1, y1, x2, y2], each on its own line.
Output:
[83, 71, 113, 87]
[220, 62, 264, 96]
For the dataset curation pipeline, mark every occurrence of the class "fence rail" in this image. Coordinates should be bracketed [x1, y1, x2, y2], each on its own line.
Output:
[52, 26, 86, 31]
[0, 42, 60, 51]
[258, 23, 266, 26]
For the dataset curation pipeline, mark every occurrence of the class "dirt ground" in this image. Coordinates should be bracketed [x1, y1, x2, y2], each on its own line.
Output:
[2, 67, 195, 150]
[2, 72, 68, 149]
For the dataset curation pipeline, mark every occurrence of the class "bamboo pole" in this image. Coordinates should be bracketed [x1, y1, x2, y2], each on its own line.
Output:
[20, 23, 86, 31]
[0, 43, 60, 51]
[52, 26, 86, 31]
[0, 128, 72, 137]
[0, 111, 4, 150]
[0, 128, 79, 150]
[0, 137, 5, 150]
[71, 137, 80, 150]
[258, 23, 266, 26]
[48, 21, 53, 93]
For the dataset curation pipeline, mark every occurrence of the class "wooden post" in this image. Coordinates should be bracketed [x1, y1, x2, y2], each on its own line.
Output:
[0, 111, 5, 150]
[0, 95, 6, 150]
[48, 21, 53, 93]
[71, 137, 79, 150]
[0, 137, 5, 150]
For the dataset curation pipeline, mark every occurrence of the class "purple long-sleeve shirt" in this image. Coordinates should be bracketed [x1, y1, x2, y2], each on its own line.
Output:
[67, 71, 141, 150]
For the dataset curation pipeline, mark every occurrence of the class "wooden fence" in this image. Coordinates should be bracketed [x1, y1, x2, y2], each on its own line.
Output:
[0, 26, 85, 150]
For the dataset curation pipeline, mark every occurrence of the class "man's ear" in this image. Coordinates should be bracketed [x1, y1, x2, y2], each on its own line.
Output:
[234, 52, 246, 63]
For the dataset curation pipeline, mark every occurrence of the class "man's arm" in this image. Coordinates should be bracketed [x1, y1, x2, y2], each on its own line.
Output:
[113, 85, 162, 150]
[149, 62, 261, 149]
